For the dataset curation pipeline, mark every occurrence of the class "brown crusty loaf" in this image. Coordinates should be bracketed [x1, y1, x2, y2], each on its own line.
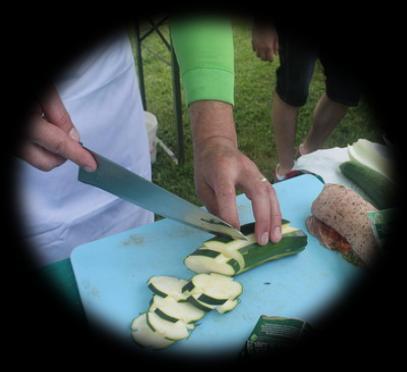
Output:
[311, 183, 378, 266]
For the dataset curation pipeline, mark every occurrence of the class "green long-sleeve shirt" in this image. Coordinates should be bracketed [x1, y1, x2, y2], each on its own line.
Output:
[170, 18, 235, 106]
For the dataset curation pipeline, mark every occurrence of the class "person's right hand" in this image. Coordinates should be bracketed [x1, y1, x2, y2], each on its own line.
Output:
[251, 26, 279, 62]
[17, 86, 97, 172]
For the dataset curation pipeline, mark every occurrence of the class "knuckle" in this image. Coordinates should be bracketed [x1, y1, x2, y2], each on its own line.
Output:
[53, 138, 67, 156]
[54, 110, 71, 127]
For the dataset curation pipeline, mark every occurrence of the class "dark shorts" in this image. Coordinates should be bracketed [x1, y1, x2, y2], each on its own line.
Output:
[276, 34, 361, 107]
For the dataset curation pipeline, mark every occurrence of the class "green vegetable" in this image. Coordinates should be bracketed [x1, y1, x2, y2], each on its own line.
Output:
[339, 160, 395, 210]
[184, 222, 307, 276]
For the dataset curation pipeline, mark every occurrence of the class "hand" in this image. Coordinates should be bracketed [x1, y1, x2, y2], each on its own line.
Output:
[190, 101, 282, 245]
[194, 137, 282, 244]
[17, 86, 97, 172]
[252, 26, 279, 61]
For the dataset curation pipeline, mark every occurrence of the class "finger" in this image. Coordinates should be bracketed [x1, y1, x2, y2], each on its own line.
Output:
[17, 141, 66, 171]
[258, 51, 268, 61]
[247, 181, 272, 245]
[41, 86, 80, 140]
[30, 118, 97, 170]
[274, 38, 280, 54]
[213, 181, 240, 229]
[265, 49, 275, 61]
[238, 172, 271, 245]
[196, 179, 219, 216]
[267, 185, 282, 243]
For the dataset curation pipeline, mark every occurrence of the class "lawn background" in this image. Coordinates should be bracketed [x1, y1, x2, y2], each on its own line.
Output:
[130, 22, 381, 206]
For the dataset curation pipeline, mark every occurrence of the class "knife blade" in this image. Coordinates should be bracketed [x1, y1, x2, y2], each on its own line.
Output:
[78, 148, 248, 241]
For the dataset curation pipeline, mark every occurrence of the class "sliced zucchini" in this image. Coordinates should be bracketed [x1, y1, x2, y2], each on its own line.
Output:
[190, 273, 243, 301]
[202, 241, 245, 271]
[150, 295, 206, 324]
[147, 276, 188, 301]
[184, 252, 237, 276]
[131, 313, 175, 349]
[146, 311, 191, 341]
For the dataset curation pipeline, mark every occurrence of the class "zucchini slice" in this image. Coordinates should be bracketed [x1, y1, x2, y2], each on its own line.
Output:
[146, 311, 191, 341]
[187, 293, 240, 313]
[187, 294, 215, 312]
[149, 295, 206, 324]
[189, 273, 243, 301]
[147, 276, 189, 301]
[216, 298, 240, 314]
[131, 313, 175, 349]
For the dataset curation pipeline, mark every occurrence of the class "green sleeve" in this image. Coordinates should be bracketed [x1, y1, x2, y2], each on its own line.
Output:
[170, 18, 235, 106]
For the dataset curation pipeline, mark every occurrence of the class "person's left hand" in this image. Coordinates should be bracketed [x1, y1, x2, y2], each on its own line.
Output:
[189, 101, 282, 245]
[194, 137, 282, 245]
[251, 26, 279, 61]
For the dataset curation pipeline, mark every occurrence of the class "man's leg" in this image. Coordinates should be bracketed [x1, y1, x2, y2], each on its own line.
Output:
[272, 35, 317, 178]
[300, 93, 348, 155]
[271, 91, 299, 176]
[300, 44, 362, 155]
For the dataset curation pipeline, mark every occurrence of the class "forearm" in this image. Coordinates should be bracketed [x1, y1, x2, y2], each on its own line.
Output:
[189, 101, 237, 155]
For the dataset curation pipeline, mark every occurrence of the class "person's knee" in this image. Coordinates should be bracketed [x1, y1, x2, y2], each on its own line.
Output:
[276, 75, 310, 107]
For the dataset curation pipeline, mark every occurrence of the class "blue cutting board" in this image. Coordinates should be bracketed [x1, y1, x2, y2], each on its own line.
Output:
[70, 174, 361, 355]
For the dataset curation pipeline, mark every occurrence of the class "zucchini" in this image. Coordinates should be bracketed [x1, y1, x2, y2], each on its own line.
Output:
[185, 222, 307, 276]
[131, 313, 175, 349]
[149, 295, 206, 324]
[147, 276, 189, 301]
[146, 311, 192, 341]
[339, 160, 395, 210]
[347, 139, 393, 180]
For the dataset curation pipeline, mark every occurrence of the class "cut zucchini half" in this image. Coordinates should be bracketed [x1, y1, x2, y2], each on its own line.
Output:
[185, 222, 306, 276]
[147, 276, 188, 301]
[146, 311, 191, 341]
[149, 295, 206, 324]
[131, 313, 175, 349]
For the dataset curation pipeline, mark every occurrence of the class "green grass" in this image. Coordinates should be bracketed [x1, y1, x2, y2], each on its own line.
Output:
[130, 22, 380, 205]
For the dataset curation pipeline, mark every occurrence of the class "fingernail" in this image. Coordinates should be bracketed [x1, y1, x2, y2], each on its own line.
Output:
[274, 226, 281, 240]
[69, 127, 80, 142]
[84, 166, 95, 172]
[261, 232, 269, 245]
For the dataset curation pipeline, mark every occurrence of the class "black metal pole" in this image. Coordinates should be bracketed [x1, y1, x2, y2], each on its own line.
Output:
[170, 43, 185, 165]
[135, 22, 147, 110]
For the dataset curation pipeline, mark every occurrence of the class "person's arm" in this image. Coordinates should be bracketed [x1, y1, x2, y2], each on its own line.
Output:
[171, 19, 282, 244]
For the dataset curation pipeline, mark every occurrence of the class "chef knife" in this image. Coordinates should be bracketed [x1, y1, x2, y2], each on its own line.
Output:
[78, 148, 248, 240]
